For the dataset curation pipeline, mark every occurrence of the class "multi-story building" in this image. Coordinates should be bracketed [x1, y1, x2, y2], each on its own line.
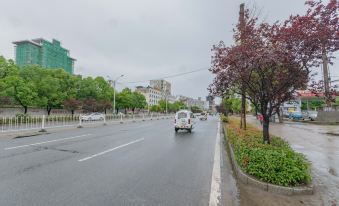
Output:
[135, 86, 162, 107]
[206, 95, 217, 112]
[150, 79, 171, 96]
[13, 38, 76, 74]
[176, 95, 207, 109]
[167, 95, 176, 104]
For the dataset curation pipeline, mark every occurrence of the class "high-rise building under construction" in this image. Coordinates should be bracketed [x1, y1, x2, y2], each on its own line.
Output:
[13, 38, 76, 74]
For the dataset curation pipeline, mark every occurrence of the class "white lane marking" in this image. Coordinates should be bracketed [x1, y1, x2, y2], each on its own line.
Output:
[4, 134, 92, 150]
[78, 138, 144, 162]
[209, 121, 221, 206]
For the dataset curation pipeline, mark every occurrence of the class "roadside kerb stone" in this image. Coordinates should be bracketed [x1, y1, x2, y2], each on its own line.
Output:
[222, 124, 313, 196]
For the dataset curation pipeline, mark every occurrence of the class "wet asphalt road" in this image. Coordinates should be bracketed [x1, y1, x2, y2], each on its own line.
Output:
[0, 117, 219, 206]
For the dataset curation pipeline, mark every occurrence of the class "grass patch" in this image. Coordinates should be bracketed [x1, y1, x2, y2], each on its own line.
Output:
[226, 117, 312, 187]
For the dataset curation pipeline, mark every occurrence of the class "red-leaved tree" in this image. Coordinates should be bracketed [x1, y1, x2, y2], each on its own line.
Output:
[282, 0, 339, 106]
[210, 17, 311, 144]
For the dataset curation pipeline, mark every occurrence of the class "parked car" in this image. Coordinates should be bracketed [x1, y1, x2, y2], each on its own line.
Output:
[289, 111, 304, 120]
[80, 113, 105, 121]
[174, 110, 195, 133]
[306, 111, 318, 121]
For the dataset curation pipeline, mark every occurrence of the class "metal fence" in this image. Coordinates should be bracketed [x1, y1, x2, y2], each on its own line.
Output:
[0, 113, 172, 133]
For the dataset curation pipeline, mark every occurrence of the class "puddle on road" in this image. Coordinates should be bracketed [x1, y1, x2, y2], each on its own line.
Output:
[329, 167, 338, 177]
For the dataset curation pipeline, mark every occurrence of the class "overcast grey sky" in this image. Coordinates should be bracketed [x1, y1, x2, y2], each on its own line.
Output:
[0, 0, 337, 99]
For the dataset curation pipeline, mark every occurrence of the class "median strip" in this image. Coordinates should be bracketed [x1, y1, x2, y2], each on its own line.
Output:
[78, 138, 144, 162]
[4, 134, 92, 150]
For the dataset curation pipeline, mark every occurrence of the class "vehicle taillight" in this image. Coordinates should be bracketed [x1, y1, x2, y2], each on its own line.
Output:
[188, 119, 191, 124]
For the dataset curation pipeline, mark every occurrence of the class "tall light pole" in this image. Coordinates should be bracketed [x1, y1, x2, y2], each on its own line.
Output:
[107, 75, 124, 114]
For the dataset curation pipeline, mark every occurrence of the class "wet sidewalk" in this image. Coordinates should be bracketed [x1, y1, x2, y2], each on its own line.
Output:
[244, 116, 339, 206]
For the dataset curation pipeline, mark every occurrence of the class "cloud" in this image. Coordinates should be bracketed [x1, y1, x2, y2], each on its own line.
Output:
[0, 0, 337, 99]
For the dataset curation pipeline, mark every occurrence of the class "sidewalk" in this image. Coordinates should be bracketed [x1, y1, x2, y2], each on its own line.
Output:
[246, 115, 339, 206]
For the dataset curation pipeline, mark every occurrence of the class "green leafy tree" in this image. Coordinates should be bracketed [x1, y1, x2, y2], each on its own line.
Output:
[0, 56, 19, 107]
[94, 77, 114, 113]
[77, 77, 99, 100]
[150, 105, 160, 112]
[20, 66, 67, 115]
[222, 97, 242, 114]
[4, 75, 37, 113]
[172, 101, 186, 111]
[191, 106, 203, 113]
[131, 91, 147, 113]
[116, 88, 133, 114]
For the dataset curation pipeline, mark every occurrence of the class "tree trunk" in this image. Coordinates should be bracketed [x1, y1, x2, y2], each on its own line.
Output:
[322, 48, 331, 107]
[47, 106, 52, 116]
[104, 108, 107, 114]
[262, 114, 270, 144]
[24, 106, 28, 114]
[277, 108, 283, 123]
[71, 110, 74, 118]
[240, 90, 246, 129]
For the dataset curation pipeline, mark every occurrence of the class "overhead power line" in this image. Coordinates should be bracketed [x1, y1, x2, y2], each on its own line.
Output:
[122, 67, 209, 84]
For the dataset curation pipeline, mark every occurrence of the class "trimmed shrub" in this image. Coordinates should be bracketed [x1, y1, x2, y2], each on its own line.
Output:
[220, 114, 229, 123]
[226, 117, 311, 186]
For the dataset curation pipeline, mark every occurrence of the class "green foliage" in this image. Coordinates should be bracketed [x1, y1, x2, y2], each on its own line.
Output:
[156, 100, 187, 113]
[222, 96, 242, 114]
[115, 88, 147, 113]
[150, 105, 160, 112]
[190, 105, 203, 113]
[4, 75, 37, 113]
[0, 56, 117, 114]
[301, 99, 325, 110]
[220, 114, 228, 122]
[171, 101, 186, 111]
[226, 117, 312, 186]
[131, 91, 147, 110]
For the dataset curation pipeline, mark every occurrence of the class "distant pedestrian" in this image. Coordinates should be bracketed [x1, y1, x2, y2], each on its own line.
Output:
[258, 114, 264, 125]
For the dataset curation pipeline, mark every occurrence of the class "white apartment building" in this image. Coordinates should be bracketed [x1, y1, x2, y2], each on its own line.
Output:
[135, 86, 162, 107]
[150, 79, 171, 96]
[176, 95, 207, 109]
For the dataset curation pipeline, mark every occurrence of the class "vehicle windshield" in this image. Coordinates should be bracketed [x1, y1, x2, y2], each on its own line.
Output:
[177, 112, 188, 119]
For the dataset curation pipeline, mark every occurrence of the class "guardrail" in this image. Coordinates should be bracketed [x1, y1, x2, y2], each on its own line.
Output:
[0, 113, 172, 133]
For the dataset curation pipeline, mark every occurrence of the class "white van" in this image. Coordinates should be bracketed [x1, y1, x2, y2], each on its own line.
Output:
[174, 110, 195, 133]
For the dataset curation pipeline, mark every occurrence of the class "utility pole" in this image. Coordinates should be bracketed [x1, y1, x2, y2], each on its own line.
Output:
[322, 48, 331, 108]
[239, 3, 247, 129]
[107, 75, 124, 114]
[164, 83, 168, 114]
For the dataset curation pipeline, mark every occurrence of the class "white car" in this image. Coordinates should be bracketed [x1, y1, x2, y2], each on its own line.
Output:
[80, 113, 105, 121]
[307, 111, 318, 121]
[174, 110, 195, 133]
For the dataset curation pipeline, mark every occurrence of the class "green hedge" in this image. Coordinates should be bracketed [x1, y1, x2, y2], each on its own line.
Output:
[220, 114, 229, 123]
[226, 117, 311, 186]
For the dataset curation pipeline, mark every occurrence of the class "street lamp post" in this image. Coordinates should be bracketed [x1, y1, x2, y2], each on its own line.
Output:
[163, 82, 168, 114]
[108, 75, 124, 114]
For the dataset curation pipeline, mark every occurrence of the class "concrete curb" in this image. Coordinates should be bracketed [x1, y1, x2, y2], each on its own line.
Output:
[222, 125, 314, 196]
[283, 118, 339, 125]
